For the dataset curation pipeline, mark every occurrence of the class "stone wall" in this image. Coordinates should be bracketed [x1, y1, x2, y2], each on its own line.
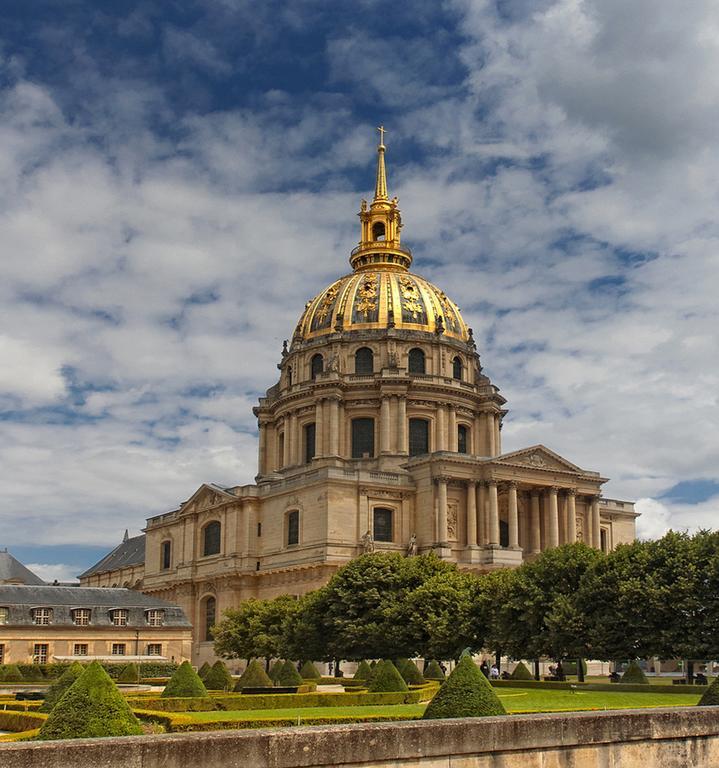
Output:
[3, 707, 719, 767]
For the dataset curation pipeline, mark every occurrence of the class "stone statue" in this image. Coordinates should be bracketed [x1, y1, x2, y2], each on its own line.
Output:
[326, 353, 340, 373]
[361, 529, 374, 553]
[406, 533, 417, 557]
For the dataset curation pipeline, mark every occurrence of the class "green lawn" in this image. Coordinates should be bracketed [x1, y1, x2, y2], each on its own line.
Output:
[179, 687, 703, 723]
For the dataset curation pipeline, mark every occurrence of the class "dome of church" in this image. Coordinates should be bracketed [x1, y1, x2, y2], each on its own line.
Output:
[294, 268, 469, 342]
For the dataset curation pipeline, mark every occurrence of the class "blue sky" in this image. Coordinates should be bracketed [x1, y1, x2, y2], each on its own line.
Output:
[1, 0, 718, 581]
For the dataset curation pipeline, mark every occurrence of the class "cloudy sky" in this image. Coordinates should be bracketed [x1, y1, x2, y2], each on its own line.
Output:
[1, 0, 718, 582]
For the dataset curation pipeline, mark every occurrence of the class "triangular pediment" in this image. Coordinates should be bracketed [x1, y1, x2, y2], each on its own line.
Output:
[493, 445, 586, 473]
[180, 483, 237, 514]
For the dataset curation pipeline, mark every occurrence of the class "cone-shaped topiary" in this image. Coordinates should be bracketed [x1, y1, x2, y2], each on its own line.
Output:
[354, 660, 372, 681]
[400, 659, 425, 685]
[161, 660, 208, 698]
[299, 660, 321, 679]
[235, 659, 273, 690]
[268, 659, 284, 683]
[621, 660, 648, 684]
[117, 663, 140, 684]
[1, 664, 24, 682]
[40, 663, 85, 713]
[203, 660, 234, 691]
[423, 655, 506, 719]
[368, 660, 409, 693]
[198, 661, 211, 680]
[510, 661, 534, 681]
[699, 677, 719, 706]
[277, 659, 304, 687]
[370, 660, 377, 668]
[424, 659, 445, 681]
[38, 661, 143, 740]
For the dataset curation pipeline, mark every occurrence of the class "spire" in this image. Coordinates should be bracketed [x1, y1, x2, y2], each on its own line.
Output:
[374, 125, 388, 202]
[123, 529, 129, 543]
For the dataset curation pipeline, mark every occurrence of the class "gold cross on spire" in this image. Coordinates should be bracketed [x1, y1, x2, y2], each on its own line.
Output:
[377, 124, 387, 147]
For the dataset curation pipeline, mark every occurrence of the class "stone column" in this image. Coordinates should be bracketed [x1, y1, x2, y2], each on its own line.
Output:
[548, 487, 559, 548]
[448, 407, 457, 452]
[436, 478, 448, 544]
[258, 422, 267, 475]
[466, 481, 477, 546]
[314, 399, 324, 457]
[591, 496, 601, 550]
[486, 413, 496, 457]
[329, 398, 340, 456]
[397, 397, 408, 454]
[282, 416, 290, 468]
[530, 490, 541, 553]
[289, 412, 299, 465]
[566, 490, 577, 543]
[380, 397, 391, 454]
[437, 406, 447, 451]
[507, 481, 519, 548]
[477, 481, 487, 545]
[488, 480, 499, 546]
[494, 414, 502, 456]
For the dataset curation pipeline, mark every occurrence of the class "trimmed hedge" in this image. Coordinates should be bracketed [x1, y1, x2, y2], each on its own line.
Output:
[38, 661, 143, 740]
[40, 662, 84, 713]
[300, 660, 321, 680]
[235, 659, 273, 690]
[423, 656, 506, 719]
[277, 660, 304, 687]
[490, 679, 706, 694]
[198, 662, 211, 680]
[400, 660, 424, 686]
[510, 661, 534, 681]
[699, 677, 719, 706]
[269, 660, 284, 684]
[204, 660, 234, 691]
[424, 660, 445, 681]
[0, 664, 24, 682]
[368, 660, 408, 693]
[0, 710, 47, 732]
[126, 696, 218, 712]
[621, 660, 649, 684]
[210, 689, 423, 711]
[117, 663, 140, 684]
[162, 661, 209, 699]
[353, 660, 372, 681]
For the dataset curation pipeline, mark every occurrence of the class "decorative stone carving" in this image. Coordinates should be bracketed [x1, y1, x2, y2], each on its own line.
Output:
[447, 502, 458, 540]
[406, 533, 417, 557]
[361, 529, 374, 553]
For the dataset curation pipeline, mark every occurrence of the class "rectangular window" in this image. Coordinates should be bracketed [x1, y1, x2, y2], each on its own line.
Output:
[287, 510, 299, 546]
[111, 609, 129, 627]
[32, 608, 52, 625]
[0, 644, 4, 664]
[160, 540, 172, 570]
[457, 425, 468, 454]
[0, 607, 8, 625]
[304, 422, 316, 463]
[600, 528, 608, 553]
[278, 432, 285, 467]
[373, 508, 393, 542]
[111, 643, 126, 656]
[73, 643, 88, 656]
[409, 419, 429, 457]
[146, 609, 164, 627]
[351, 418, 375, 459]
[73, 609, 91, 626]
[147, 643, 162, 656]
[33, 644, 48, 664]
[257, 522, 262, 537]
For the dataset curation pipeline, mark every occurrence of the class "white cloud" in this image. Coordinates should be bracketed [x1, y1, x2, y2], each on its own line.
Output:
[25, 563, 79, 584]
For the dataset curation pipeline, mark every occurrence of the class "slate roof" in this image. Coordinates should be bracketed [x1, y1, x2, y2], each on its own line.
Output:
[0, 550, 45, 586]
[0, 585, 191, 628]
[79, 533, 146, 578]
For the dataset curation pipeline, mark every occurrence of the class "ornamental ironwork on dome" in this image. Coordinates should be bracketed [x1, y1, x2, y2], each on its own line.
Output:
[293, 127, 469, 344]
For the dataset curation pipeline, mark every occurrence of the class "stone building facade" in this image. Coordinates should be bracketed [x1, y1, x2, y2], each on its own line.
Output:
[81, 137, 637, 665]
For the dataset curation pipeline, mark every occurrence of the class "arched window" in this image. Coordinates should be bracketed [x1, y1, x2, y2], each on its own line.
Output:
[203, 596, 216, 642]
[355, 347, 374, 374]
[408, 348, 426, 374]
[160, 540, 171, 570]
[202, 521, 221, 557]
[457, 425, 468, 454]
[452, 356, 463, 380]
[311, 354, 323, 379]
[373, 508, 393, 542]
[372, 221, 386, 241]
[351, 418, 375, 458]
[304, 422, 316, 463]
[409, 418, 430, 457]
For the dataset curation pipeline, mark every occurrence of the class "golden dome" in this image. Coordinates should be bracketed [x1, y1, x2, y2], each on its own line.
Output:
[294, 268, 469, 342]
[293, 129, 469, 344]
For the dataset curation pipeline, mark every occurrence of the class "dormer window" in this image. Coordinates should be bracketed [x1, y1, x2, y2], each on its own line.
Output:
[146, 609, 164, 627]
[32, 608, 52, 625]
[72, 608, 91, 626]
[110, 609, 128, 627]
[0, 607, 8, 625]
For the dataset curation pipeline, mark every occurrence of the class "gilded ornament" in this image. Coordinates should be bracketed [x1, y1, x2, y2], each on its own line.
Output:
[355, 273, 379, 319]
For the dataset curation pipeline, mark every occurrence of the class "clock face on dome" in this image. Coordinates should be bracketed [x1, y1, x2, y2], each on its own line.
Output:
[294, 269, 468, 342]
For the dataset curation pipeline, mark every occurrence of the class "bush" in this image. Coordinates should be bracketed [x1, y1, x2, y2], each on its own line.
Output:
[234, 659, 273, 690]
[126, 696, 217, 712]
[368, 660, 408, 693]
[198, 662, 211, 680]
[699, 677, 719, 706]
[423, 656, 506, 719]
[162, 661, 208, 699]
[203, 660, 234, 691]
[399, 660, 424, 686]
[300, 660, 321, 680]
[117, 663, 140, 684]
[211, 690, 422, 711]
[40, 663, 84, 713]
[424, 660, 445, 681]
[268, 660, 284, 684]
[0, 665, 24, 682]
[37, 661, 143, 740]
[277, 660, 304, 687]
[621, 660, 649, 684]
[510, 661, 534, 681]
[16, 665, 44, 681]
[353, 660, 372, 681]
